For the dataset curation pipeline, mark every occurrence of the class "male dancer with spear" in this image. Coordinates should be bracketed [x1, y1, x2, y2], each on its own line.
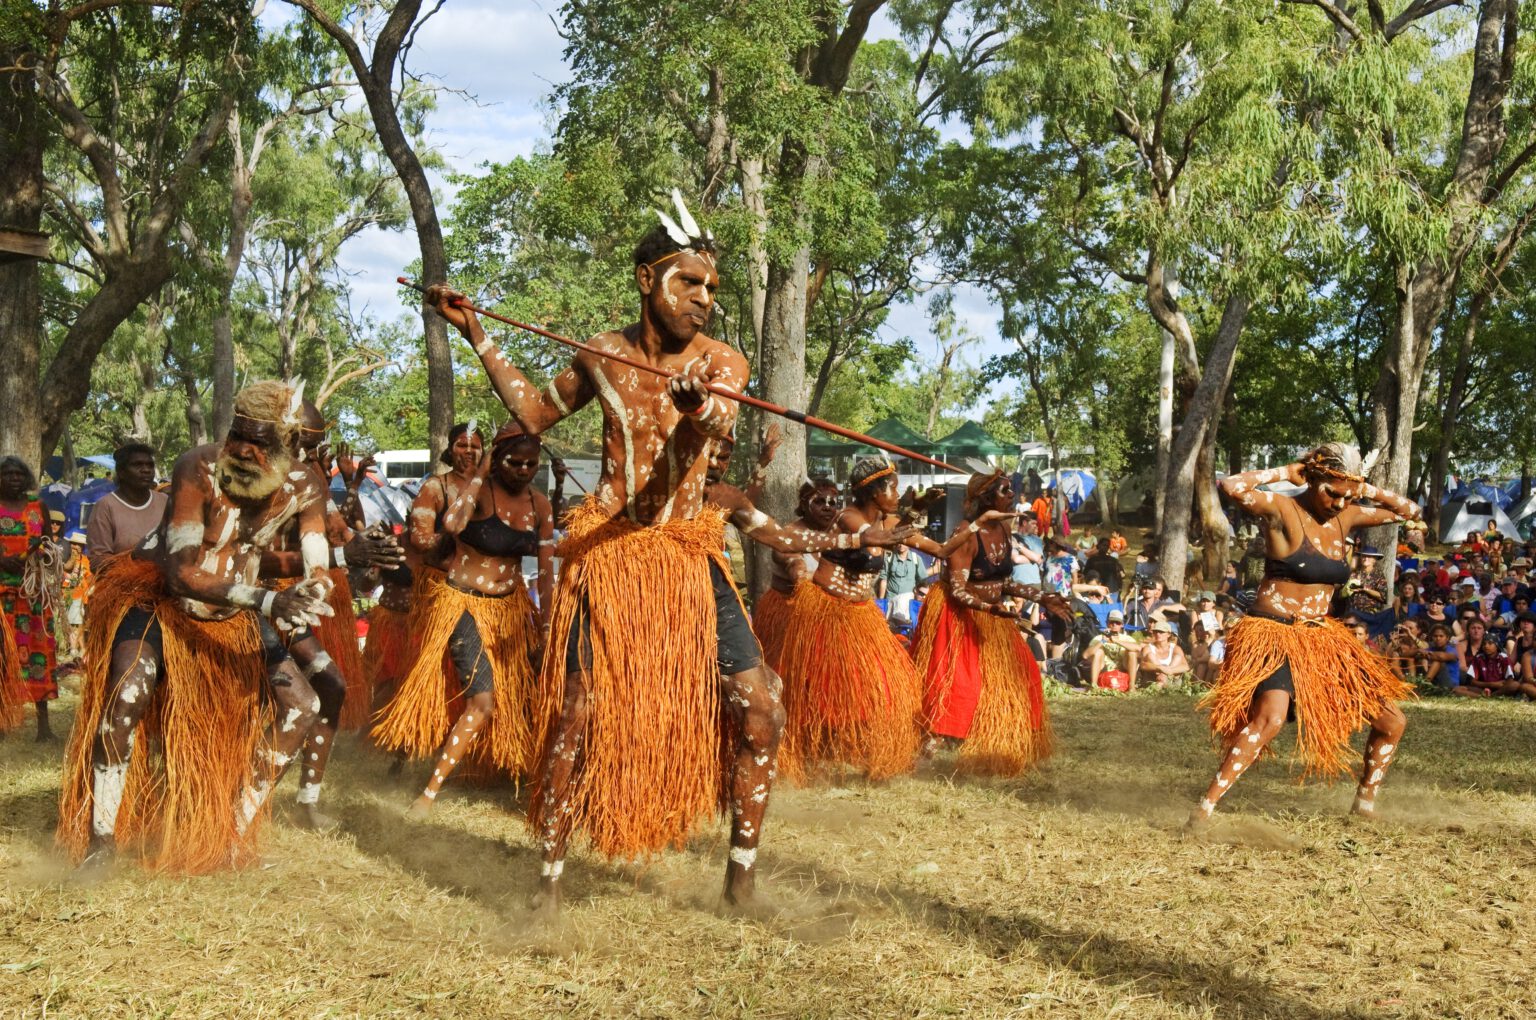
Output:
[419, 192, 964, 918]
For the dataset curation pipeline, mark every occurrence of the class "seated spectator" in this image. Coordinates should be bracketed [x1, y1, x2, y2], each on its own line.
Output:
[1417, 623, 1473, 695]
[1194, 590, 1224, 629]
[1137, 621, 1190, 688]
[1189, 612, 1224, 686]
[1072, 570, 1113, 604]
[1218, 561, 1240, 599]
[1457, 617, 1489, 668]
[1083, 537, 1123, 596]
[1134, 539, 1161, 586]
[1125, 575, 1177, 632]
[1387, 618, 1427, 678]
[1420, 592, 1453, 633]
[1510, 556, 1532, 591]
[1465, 634, 1533, 698]
[1083, 608, 1139, 689]
[1507, 609, 1536, 666]
[1044, 539, 1077, 596]
[1393, 577, 1423, 623]
[1108, 530, 1128, 554]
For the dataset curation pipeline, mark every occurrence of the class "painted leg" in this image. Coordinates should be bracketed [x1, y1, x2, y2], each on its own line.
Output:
[239, 656, 318, 835]
[720, 665, 785, 910]
[530, 670, 590, 919]
[409, 691, 492, 817]
[1352, 702, 1406, 817]
[1187, 688, 1289, 831]
[84, 640, 165, 866]
[289, 633, 345, 831]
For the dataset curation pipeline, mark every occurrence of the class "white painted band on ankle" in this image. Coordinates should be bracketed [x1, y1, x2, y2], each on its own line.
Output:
[296, 784, 321, 805]
[541, 860, 564, 878]
[729, 847, 757, 869]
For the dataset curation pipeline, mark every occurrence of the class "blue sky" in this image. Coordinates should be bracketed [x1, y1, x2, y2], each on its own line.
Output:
[285, 2, 1010, 394]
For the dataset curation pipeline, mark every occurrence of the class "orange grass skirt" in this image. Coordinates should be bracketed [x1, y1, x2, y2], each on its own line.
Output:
[370, 573, 540, 775]
[912, 584, 1052, 776]
[751, 586, 792, 672]
[777, 581, 922, 783]
[0, 611, 23, 731]
[57, 559, 268, 872]
[1199, 615, 1415, 781]
[528, 501, 731, 859]
[360, 603, 411, 708]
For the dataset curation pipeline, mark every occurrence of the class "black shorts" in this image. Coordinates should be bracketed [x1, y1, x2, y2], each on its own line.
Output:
[1253, 659, 1297, 722]
[564, 560, 762, 676]
[113, 606, 288, 668]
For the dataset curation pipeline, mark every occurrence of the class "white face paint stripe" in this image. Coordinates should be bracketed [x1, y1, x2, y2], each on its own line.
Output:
[588, 366, 638, 519]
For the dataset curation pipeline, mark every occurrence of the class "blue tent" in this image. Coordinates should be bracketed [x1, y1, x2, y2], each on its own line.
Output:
[1044, 469, 1097, 511]
[65, 478, 117, 535]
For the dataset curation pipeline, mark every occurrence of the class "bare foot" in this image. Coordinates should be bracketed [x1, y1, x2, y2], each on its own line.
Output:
[721, 857, 777, 918]
[75, 835, 116, 882]
[294, 802, 340, 832]
[1349, 794, 1378, 820]
[1182, 809, 1214, 840]
[406, 796, 434, 820]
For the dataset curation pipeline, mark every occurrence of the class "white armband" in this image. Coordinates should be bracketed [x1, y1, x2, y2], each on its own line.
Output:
[333, 545, 347, 569]
[968, 521, 981, 534]
[260, 590, 276, 617]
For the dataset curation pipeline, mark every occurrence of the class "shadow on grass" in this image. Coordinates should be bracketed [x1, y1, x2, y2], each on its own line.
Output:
[754, 855, 1353, 1020]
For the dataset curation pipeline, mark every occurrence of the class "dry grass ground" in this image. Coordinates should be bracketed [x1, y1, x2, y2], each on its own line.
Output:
[2, 689, 1533, 1019]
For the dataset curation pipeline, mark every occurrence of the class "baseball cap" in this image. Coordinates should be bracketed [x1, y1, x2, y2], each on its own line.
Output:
[1150, 621, 1174, 635]
[1198, 590, 1216, 602]
[1107, 609, 1125, 622]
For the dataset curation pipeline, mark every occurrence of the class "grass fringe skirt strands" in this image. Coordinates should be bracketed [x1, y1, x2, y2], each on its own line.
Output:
[528, 500, 732, 860]
[776, 581, 923, 784]
[1200, 615, 1415, 781]
[751, 587, 791, 673]
[370, 573, 540, 775]
[0, 612, 23, 731]
[912, 584, 1053, 777]
[56, 558, 268, 873]
[360, 603, 411, 709]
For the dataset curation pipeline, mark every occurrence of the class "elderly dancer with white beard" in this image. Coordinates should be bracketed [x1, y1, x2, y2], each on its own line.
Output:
[58, 381, 337, 873]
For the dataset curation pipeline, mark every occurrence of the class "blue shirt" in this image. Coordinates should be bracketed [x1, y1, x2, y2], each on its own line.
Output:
[1011, 534, 1043, 585]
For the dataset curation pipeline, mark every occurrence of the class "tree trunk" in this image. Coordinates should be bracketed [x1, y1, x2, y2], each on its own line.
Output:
[1153, 321, 1175, 529]
[1428, 291, 1483, 535]
[0, 45, 45, 473]
[1155, 293, 1250, 594]
[751, 248, 812, 595]
[1194, 421, 1228, 587]
[183, 369, 208, 447]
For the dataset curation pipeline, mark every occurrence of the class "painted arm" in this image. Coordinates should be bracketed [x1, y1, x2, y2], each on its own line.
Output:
[944, 532, 1013, 617]
[743, 423, 781, 505]
[428, 284, 594, 432]
[714, 484, 913, 553]
[440, 453, 491, 537]
[1343, 481, 1422, 528]
[1218, 463, 1303, 519]
[408, 478, 450, 556]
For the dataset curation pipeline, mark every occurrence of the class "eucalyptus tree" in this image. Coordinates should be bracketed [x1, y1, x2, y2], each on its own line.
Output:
[0, 0, 261, 468]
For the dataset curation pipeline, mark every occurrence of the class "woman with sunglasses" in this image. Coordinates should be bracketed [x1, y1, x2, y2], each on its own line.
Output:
[1191, 443, 1420, 831]
[374, 423, 553, 815]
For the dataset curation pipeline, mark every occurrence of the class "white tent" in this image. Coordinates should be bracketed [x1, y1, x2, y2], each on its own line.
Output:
[1438, 496, 1521, 543]
[1508, 491, 1536, 538]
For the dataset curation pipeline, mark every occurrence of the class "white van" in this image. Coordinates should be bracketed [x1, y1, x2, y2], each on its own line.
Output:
[373, 450, 433, 485]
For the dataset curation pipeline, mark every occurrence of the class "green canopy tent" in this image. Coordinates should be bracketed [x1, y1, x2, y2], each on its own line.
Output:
[933, 421, 1013, 461]
[806, 417, 943, 463]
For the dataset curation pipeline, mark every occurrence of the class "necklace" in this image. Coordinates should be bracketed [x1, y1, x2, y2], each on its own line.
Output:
[111, 490, 155, 512]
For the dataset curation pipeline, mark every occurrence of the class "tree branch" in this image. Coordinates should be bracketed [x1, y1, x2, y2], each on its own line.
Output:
[1282, 0, 1363, 41]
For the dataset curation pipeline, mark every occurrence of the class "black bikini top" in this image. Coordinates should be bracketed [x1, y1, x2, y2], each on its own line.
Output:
[971, 529, 1012, 583]
[1265, 506, 1349, 586]
[823, 546, 883, 576]
[381, 563, 414, 587]
[458, 485, 538, 559]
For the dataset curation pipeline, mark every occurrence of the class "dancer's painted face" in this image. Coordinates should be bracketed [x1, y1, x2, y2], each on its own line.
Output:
[449, 432, 483, 475]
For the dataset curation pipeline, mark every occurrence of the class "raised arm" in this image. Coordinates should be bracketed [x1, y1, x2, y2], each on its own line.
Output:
[427, 284, 593, 433]
[1342, 480, 1423, 529]
[1218, 463, 1304, 521]
[439, 451, 492, 537]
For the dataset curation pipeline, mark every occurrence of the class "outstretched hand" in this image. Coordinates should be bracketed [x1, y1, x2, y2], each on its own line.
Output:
[861, 523, 919, 548]
[667, 357, 712, 414]
[344, 525, 406, 570]
[425, 284, 480, 339]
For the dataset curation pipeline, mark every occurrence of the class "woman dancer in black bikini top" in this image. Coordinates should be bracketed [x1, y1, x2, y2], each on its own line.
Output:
[1189, 443, 1421, 831]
